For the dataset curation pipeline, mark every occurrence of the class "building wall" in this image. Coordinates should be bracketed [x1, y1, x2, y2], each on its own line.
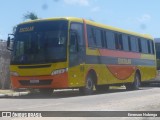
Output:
[0, 40, 11, 89]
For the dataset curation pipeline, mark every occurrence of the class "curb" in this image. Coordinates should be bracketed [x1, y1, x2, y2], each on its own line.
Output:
[0, 91, 29, 98]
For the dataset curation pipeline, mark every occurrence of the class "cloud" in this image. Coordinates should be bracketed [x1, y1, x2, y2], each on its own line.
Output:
[137, 14, 151, 23]
[42, 3, 48, 10]
[64, 0, 90, 6]
[137, 14, 151, 30]
[91, 6, 100, 12]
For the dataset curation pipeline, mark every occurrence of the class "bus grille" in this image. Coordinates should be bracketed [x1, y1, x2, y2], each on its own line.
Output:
[19, 80, 52, 86]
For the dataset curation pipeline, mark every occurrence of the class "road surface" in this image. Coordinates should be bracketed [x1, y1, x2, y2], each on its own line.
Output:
[0, 84, 160, 120]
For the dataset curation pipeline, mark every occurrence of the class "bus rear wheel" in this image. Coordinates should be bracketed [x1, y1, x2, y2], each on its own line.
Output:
[79, 74, 94, 95]
[126, 73, 141, 90]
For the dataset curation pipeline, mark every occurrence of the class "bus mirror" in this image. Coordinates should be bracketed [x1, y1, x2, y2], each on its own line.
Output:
[7, 34, 14, 51]
[7, 37, 11, 47]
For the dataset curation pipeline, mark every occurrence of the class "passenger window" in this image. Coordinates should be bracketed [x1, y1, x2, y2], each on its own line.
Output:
[118, 34, 123, 50]
[105, 31, 115, 49]
[138, 38, 142, 53]
[150, 40, 155, 54]
[87, 26, 103, 48]
[87, 26, 96, 47]
[141, 39, 149, 53]
[147, 40, 151, 54]
[130, 37, 138, 52]
[95, 29, 102, 47]
[122, 34, 129, 51]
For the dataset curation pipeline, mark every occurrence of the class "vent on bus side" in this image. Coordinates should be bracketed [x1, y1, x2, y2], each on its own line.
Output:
[18, 64, 51, 69]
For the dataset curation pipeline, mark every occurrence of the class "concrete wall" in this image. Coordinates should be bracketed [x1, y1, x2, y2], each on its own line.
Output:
[0, 40, 11, 89]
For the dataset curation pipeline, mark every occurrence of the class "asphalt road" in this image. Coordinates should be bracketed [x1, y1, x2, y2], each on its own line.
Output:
[0, 84, 160, 120]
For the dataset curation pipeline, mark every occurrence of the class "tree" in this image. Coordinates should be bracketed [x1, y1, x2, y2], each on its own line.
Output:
[12, 12, 39, 33]
[23, 12, 38, 20]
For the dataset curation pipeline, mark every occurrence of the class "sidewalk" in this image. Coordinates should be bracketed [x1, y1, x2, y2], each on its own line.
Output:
[0, 89, 29, 98]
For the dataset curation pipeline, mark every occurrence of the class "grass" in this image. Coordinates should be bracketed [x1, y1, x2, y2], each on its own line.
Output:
[0, 89, 14, 94]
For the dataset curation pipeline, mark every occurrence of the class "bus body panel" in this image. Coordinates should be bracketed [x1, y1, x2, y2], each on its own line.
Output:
[9, 17, 157, 91]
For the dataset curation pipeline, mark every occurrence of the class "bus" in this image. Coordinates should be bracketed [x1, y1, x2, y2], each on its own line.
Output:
[155, 38, 160, 70]
[154, 38, 160, 80]
[7, 17, 156, 95]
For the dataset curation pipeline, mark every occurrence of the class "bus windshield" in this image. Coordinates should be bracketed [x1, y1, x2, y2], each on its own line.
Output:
[11, 20, 68, 64]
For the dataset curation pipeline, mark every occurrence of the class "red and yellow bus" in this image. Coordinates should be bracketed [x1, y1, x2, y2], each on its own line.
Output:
[7, 17, 156, 95]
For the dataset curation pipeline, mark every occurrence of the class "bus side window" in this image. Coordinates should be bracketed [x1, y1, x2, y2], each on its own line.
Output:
[94, 28, 103, 48]
[87, 26, 96, 47]
[147, 40, 151, 54]
[141, 39, 149, 54]
[122, 34, 129, 51]
[71, 23, 84, 47]
[115, 33, 123, 50]
[150, 41, 155, 54]
[138, 38, 142, 53]
[105, 31, 115, 49]
[128, 36, 131, 51]
[130, 36, 138, 52]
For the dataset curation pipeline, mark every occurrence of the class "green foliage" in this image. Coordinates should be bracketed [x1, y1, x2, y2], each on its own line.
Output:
[23, 12, 38, 20]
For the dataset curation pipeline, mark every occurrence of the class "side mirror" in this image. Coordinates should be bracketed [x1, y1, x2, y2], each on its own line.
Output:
[7, 36, 11, 47]
[7, 34, 14, 51]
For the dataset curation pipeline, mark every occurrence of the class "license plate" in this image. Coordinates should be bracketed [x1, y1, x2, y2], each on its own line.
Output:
[30, 80, 39, 84]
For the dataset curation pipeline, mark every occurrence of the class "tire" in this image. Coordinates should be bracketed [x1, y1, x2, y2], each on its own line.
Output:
[39, 89, 53, 96]
[96, 85, 109, 92]
[126, 73, 141, 90]
[79, 74, 94, 95]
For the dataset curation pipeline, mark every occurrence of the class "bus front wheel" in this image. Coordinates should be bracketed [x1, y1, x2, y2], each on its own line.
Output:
[79, 74, 94, 95]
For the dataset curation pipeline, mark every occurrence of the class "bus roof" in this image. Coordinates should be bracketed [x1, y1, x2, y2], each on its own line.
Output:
[18, 17, 153, 40]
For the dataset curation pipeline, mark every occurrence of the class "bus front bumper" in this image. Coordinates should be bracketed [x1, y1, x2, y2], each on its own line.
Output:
[11, 73, 68, 89]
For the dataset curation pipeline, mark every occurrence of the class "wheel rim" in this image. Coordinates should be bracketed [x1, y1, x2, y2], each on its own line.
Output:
[135, 75, 140, 88]
[86, 77, 93, 89]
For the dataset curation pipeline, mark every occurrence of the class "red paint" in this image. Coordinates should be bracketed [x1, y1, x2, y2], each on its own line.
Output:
[107, 65, 136, 80]
[83, 19, 88, 47]
[99, 49, 141, 59]
[11, 72, 68, 89]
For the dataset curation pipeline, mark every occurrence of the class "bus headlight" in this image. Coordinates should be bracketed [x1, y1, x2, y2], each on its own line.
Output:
[51, 68, 68, 75]
[10, 71, 19, 76]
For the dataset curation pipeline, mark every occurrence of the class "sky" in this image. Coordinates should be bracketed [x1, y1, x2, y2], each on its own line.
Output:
[0, 0, 160, 40]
